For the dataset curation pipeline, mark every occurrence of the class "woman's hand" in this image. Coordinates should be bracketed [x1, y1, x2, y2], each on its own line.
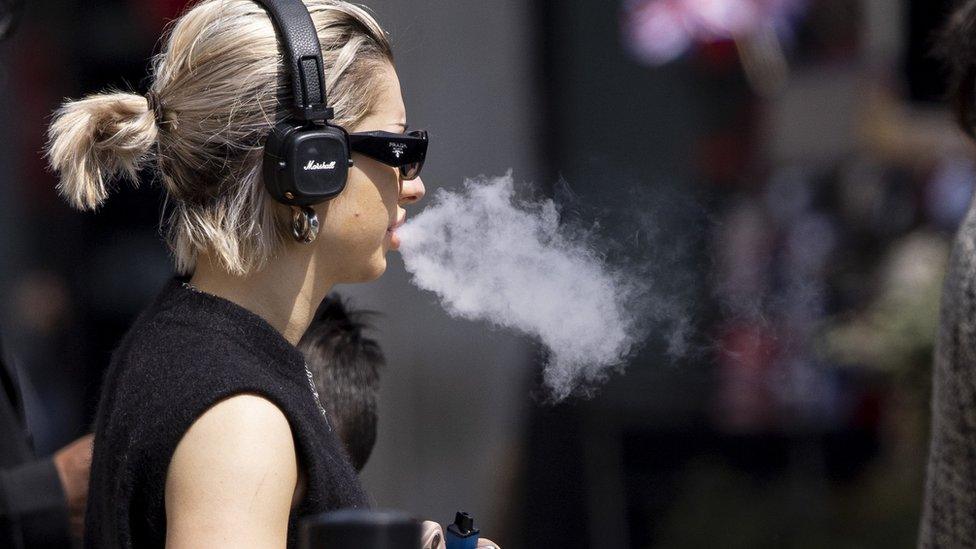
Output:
[421, 520, 501, 549]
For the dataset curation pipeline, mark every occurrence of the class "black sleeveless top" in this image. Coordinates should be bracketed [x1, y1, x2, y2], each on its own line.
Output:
[920, 198, 976, 547]
[84, 279, 369, 549]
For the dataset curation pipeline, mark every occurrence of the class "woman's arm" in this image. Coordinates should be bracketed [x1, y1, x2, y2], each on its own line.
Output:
[164, 394, 298, 548]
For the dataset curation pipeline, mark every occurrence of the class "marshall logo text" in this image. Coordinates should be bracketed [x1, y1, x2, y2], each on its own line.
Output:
[303, 160, 337, 171]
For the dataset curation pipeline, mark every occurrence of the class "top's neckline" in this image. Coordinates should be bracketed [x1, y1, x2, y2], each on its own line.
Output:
[164, 277, 305, 367]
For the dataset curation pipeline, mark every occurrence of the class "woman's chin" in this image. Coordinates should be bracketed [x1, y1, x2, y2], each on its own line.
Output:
[334, 253, 387, 284]
[363, 253, 388, 281]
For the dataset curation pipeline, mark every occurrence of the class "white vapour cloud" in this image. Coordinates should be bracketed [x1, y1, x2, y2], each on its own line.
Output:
[397, 174, 640, 400]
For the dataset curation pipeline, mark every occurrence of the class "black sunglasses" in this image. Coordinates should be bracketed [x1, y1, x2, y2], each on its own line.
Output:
[348, 130, 428, 180]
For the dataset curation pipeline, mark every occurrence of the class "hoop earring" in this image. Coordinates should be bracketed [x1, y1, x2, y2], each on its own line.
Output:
[291, 206, 319, 244]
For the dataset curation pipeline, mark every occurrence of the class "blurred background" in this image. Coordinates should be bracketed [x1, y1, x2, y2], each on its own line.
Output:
[0, 0, 970, 547]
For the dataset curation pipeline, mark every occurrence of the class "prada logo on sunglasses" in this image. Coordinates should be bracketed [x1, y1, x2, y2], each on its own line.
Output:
[390, 142, 407, 159]
[303, 160, 337, 171]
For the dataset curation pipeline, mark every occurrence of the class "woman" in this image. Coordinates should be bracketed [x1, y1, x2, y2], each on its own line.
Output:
[920, 1, 976, 546]
[45, 1, 430, 546]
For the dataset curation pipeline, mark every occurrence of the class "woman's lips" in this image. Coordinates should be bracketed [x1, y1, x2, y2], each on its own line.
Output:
[387, 215, 406, 250]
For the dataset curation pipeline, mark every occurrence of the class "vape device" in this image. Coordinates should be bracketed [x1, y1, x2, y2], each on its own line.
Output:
[445, 511, 480, 549]
[299, 509, 421, 549]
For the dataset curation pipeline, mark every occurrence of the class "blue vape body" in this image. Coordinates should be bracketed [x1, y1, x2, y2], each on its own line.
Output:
[445, 511, 479, 549]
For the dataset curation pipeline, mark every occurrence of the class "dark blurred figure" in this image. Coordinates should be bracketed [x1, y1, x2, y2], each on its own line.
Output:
[0, 338, 93, 548]
[298, 296, 384, 472]
[0, 2, 93, 547]
[0, 0, 23, 42]
[920, 2, 976, 547]
[298, 298, 485, 549]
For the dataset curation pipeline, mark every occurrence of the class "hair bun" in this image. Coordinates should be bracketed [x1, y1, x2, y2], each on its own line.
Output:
[46, 92, 158, 210]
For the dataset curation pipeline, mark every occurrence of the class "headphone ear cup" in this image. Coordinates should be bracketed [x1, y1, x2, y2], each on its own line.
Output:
[263, 122, 350, 206]
[263, 121, 301, 204]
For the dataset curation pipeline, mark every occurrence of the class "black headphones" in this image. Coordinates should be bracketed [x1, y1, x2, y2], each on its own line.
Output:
[253, 0, 351, 207]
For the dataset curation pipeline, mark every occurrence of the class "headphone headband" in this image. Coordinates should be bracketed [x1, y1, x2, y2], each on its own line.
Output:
[252, 0, 333, 122]
[256, 0, 350, 208]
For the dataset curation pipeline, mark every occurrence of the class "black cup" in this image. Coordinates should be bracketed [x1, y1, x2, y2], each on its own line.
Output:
[299, 509, 421, 549]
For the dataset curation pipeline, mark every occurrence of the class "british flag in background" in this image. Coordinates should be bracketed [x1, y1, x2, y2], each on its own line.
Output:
[622, 0, 807, 66]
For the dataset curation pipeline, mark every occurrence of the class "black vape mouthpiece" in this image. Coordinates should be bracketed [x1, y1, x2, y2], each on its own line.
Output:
[452, 512, 475, 535]
[299, 509, 421, 549]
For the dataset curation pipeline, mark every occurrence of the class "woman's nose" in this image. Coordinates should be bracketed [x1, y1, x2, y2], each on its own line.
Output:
[400, 176, 425, 204]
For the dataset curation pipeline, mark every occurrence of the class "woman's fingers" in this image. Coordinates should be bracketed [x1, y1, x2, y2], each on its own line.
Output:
[421, 520, 445, 549]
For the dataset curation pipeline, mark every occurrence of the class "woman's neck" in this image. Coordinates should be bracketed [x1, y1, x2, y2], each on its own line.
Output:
[189, 252, 335, 346]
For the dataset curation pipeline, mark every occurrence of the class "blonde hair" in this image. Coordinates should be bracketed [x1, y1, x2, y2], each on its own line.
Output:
[46, 0, 393, 275]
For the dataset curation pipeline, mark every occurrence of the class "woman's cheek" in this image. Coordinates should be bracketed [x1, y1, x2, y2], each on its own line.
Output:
[354, 209, 389, 250]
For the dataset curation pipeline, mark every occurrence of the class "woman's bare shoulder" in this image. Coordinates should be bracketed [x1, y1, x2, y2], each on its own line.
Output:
[164, 393, 298, 548]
